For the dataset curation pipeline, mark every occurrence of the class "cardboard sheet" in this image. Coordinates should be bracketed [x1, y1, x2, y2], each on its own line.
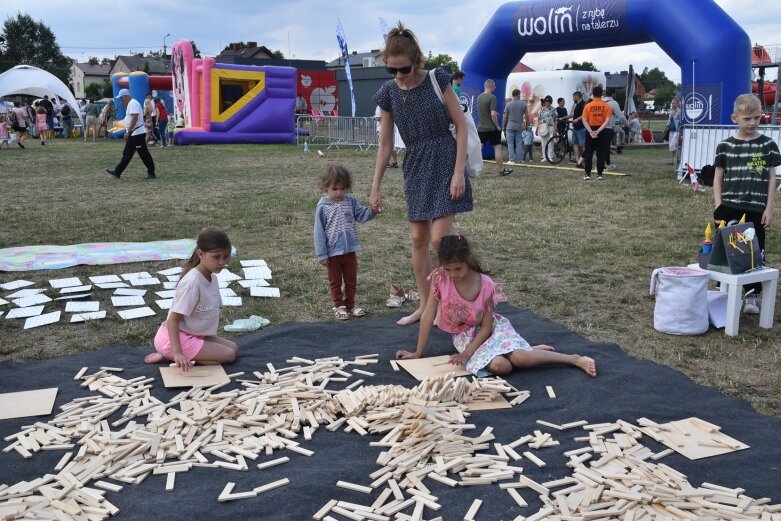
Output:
[112, 296, 146, 307]
[49, 277, 82, 289]
[156, 299, 173, 310]
[159, 365, 231, 388]
[162, 281, 178, 290]
[155, 290, 176, 299]
[243, 266, 272, 280]
[121, 271, 152, 280]
[0, 280, 35, 291]
[54, 293, 92, 301]
[396, 355, 471, 381]
[5, 305, 45, 319]
[12, 294, 52, 307]
[23, 311, 61, 329]
[117, 307, 156, 320]
[70, 311, 107, 323]
[219, 288, 237, 298]
[65, 301, 100, 313]
[129, 277, 161, 287]
[221, 296, 243, 307]
[89, 274, 122, 284]
[157, 267, 183, 276]
[645, 417, 750, 460]
[60, 285, 93, 294]
[114, 288, 147, 297]
[5, 288, 47, 299]
[250, 287, 280, 298]
[95, 282, 129, 289]
[0, 388, 58, 420]
[238, 279, 270, 288]
[240, 259, 267, 267]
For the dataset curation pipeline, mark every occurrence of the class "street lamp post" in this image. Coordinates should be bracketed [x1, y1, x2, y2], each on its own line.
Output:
[163, 33, 171, 58]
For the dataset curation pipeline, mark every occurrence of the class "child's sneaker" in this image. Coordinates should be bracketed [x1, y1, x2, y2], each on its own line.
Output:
[583, 174, 591, 181]
[596, 175, 604, 181]
[743, 294, 760, 314]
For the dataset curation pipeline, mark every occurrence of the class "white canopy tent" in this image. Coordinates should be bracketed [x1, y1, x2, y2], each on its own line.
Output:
[0, 65, 83, 125]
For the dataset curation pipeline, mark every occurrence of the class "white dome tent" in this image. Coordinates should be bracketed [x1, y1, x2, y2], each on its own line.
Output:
[0, 64, 83, 126]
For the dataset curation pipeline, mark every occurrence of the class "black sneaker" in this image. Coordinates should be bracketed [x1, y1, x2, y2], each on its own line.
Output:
[596, 174, 604, 181]
[145, 174, 157, 180]
[499, 168, 513, 176]
[105, 169, 120, 179]
[583, 174, 592, 181]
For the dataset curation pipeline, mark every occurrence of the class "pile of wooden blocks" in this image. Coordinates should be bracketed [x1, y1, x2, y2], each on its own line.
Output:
[2, 355, 780, 520]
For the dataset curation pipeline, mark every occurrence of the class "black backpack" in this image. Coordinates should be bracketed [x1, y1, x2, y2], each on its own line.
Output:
[61, 104, 71, 117]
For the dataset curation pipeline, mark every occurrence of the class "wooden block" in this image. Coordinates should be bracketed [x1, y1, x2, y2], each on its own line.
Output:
[464, 498, 482, 520]
[523, 451, 546, 468]
[257, 456, 289, 470]
[313, 499, 338, 520]
[337, 480, 373, 494]
[159, 365, 230, 388]
[253, 478, 290, 495]
[390, 360, 400, 372]
[0, 388, 58, 420]
[165, 472, 175, 491]
[546, 386, 556, 399]
[507, 487, 528, 507]
[73, 367, 89, 380]
[94, 480, 123, 493]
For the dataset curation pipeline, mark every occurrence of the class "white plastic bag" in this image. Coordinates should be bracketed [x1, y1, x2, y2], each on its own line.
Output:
[649, 267, 709, 335]
[429, 69, 483, 178]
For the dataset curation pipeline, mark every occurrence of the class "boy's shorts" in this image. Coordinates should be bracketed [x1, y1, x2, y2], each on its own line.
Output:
[571, 128, 586, 146]
[478, 129, 502, 146]
[153, 322, 205, 360]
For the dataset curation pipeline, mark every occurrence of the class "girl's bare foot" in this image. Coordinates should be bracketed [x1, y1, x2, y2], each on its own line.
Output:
[575, 356, 597, 377]
[144, 352, 165, 364]
[532, 344, 555, 351]
[397, 307, 423, 326]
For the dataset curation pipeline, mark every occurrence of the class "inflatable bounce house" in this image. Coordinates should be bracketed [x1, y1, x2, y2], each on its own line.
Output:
[169, 40, 295, 145]
[109, 72, 172, 138]
[460, 0, 750, 126]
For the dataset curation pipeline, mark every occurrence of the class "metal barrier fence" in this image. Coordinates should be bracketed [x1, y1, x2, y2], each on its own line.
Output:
[296, 115, 377, 151]
[678, 124, 781, 176]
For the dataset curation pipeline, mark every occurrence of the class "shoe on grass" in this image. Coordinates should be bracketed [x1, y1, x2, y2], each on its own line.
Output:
[145, 174, 157, 180]
[583, 174, 592, 181]
[743, 294, 760, 314]
[597, 175, 604, 181]
[105, 169, 120, 179]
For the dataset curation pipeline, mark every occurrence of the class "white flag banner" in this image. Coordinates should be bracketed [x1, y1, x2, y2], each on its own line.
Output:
[336, 18, 356, 117]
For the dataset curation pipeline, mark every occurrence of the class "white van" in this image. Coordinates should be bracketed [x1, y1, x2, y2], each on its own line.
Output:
[505, 70, 607, 134]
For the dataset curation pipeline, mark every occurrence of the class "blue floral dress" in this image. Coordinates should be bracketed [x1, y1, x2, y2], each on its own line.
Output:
[373, 67, 473, 222]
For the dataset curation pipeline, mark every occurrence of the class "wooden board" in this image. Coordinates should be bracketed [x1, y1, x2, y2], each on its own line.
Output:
[159, 365, 231, 388]
[396, 355, 471, 381]
[0, 388, 58, 420]
[654, 417, 749, 460]
[464, 394, 512, 411]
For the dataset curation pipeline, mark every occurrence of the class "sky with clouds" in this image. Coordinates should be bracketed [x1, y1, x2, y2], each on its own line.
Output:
[3, 0, 778, 82]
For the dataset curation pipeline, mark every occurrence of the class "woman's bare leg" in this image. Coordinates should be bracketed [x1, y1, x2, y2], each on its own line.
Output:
[508, 350, 596, 377]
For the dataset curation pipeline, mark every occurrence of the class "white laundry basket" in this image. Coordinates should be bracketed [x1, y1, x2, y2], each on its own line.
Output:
[649, 267, 710, 335]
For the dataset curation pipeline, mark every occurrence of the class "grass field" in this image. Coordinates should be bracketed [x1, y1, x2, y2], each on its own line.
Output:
[0, 139, 779, 417]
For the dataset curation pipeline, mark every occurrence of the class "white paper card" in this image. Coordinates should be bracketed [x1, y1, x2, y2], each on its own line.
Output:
[0, 311, 4, 318]
[55, 293, 92, 301]
[5, 288, 47, 299]
[112, 296, 146, 307]
[0, 298, 6, 306]
[12, 294, 53, 307]
[49, 277, 82, 289]
[162, 281, 178, 289]
[6, 305, 45, 319]
[243, 266, 272, 280]
[219, 288, 237, 298]
[240, 259, 267, 267]
[218, 280, 231, 289]
[65, 301, 100, 313]
[250, 287, 280, 298]
[130, 277, 160, 286]
[156, 298, 173, 310]
[114, 288, 147, 296]
[60, 285, 93, 294]
[216, 270, 241, 282]
[121, 271, 151, 280]
[157, 267, 183, 276]
[0, 280, 35, 291]
[70, 311, 107, 323]
[238, 279, 270, 288]
[96, 282, 129, 289]
[89, 274, 122, 284]
[221, 296, 243, 306]
[24, 311, 61, 329]
[166, 274, 181, 282]
[118, 306, 156, 320]
[155, 290, 176, 299]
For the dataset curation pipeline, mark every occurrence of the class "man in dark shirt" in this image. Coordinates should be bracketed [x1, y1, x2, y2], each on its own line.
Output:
[39, 95, 54, 130]
[560, 91, 586, 164]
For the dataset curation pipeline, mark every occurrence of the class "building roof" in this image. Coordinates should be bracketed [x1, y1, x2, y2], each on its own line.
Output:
[326, 50, 383, 69]
[510, 62, 535, 73]
[74, 62, 112, 76]
[216, 42, 275, 61]
[114, 55, 171, 75]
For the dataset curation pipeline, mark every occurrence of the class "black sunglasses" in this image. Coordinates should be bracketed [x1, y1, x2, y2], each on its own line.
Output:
[386, 65, 413, 75]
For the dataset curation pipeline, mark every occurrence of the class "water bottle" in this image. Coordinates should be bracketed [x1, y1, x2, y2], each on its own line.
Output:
[303, 141, 309, 153]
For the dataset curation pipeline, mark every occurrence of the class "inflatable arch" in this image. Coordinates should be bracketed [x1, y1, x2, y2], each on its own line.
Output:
[461, 0, 750, 125]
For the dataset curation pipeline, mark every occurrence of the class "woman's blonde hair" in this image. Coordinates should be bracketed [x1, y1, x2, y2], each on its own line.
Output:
[383, 22, 425, 69]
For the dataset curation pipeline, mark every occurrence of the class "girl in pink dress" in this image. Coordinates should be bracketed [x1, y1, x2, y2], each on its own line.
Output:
[35, 105, 47, 145]
[396, 234, 597, 377]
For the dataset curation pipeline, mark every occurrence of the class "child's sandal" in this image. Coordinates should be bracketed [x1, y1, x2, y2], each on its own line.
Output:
[386, 285, 406, 307]
[332, 306, 350, 321]
[350, 307, 366, 317]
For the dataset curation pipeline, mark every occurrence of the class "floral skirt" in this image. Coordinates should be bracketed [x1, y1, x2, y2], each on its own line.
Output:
[452, 313, 531, 374]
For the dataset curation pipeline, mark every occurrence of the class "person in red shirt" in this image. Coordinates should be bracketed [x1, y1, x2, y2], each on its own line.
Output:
[155, 98, 169, 147]
[580, 86, 613, 180]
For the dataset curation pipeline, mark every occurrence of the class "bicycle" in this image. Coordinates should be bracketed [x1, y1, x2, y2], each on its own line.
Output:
[545, 121, 573, 164]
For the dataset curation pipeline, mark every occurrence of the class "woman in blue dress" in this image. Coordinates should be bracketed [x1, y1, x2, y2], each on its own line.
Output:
[371, 23, 473, 326]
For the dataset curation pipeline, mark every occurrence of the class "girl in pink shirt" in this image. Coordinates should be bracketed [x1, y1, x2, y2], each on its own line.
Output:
[36, 105, 47, 145]
[146, 227, 238, 371]
[396, 235, 596, 377]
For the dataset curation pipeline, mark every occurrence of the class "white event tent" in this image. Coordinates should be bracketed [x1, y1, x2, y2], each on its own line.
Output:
[0, 64, 83, 125]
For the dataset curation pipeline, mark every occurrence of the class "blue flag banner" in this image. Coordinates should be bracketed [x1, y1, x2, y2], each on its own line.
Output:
[336, 19, 356, 117]
[378, 17, 390, 41]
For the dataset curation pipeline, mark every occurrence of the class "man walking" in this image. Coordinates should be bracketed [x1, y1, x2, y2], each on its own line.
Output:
[105, 89, 156, 180]
[477, 79, 512, 176]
